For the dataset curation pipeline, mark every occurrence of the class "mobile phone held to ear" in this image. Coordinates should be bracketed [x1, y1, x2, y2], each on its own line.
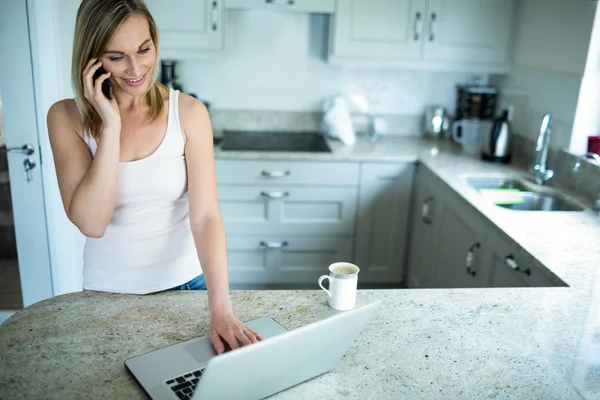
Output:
[92, 66, 113, 100]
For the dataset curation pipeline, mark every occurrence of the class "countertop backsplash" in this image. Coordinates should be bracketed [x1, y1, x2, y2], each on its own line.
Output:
[209, 109, 423, 137]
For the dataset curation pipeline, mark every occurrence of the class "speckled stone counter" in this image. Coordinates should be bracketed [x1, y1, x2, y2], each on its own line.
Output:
[2, 136, 600, 399]
[1, 287, 600, 399]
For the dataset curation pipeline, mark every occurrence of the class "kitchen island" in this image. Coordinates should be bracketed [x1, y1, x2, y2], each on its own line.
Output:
[1, 285, 599, 399]
[3, 136, 600, 399]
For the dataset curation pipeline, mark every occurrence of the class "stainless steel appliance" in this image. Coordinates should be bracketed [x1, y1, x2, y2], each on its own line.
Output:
[423, 106, 450, 139]
[482, 109, 511, 163]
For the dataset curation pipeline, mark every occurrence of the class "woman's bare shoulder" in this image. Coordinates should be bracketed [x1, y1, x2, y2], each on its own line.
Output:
[177, 92, 209, 130]
[47, 98, 84, 139]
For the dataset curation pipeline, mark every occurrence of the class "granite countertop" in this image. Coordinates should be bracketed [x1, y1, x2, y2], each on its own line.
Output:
[1, 136, 600, 399]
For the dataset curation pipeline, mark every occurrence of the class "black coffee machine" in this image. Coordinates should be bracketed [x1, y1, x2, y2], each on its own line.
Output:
[160, 60, 183, 91]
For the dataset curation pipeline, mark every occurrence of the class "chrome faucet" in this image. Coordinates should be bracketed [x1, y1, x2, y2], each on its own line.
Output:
[530, 113, 554, 185]
[573, 152, 600, 211]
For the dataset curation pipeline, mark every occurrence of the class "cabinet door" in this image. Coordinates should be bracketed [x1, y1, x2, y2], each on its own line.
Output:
[405, 167, 441, 288]
[145, 0, 223, 58]
[433, 191, 489, 288]
[218, 186, 358, 236]
[227, 236, 353, 287]
[355, 163, 414, 284]
[424, 0, 514, 63]
[331, 0, 426, 60]
[487, 229, 559, 288]
[225, 0, 335, 13]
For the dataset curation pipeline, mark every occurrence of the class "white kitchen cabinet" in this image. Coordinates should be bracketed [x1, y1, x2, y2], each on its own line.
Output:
[216, 159, 359, 287]
[354, 163, 414, 284]
[145, 0, 224, 59]
[225, 0, 335, 14]
[424, 0, 515, 64]
[432, 181, 490, 288]
[218, 185, 358, 236]
[227, 236, 353, 286]
[330, 0, 426, 60]
[329, 0, 514, 72]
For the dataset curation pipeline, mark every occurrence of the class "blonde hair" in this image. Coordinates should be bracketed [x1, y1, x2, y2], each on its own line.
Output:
[72, 0, 165, 139]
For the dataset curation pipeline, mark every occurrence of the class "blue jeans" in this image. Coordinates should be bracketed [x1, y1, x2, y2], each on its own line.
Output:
[167, 274, 207, 291]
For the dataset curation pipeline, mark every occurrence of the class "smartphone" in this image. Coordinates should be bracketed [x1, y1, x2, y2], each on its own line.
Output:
[92, 66, 113, 100]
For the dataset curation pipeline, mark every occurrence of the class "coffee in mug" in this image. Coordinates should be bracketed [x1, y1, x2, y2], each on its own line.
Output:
[318, 262, 360, 311]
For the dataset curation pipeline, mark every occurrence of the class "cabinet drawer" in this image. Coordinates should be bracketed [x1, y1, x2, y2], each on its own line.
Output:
[227, 236, 353, 285]
[219, 186, 358, 236]
[215, 160, 359, 186]
[225, 0, 334, 13]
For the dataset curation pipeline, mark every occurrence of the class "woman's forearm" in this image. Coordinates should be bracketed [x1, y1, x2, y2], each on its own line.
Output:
[190, 215, 232, 313]
[69, 127, 120, 237]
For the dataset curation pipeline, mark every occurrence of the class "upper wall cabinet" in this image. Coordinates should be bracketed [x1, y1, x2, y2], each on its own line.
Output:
[330, 0, 426, 60]
[329, 0, 515, 73]
[146, 0, 224, 59]
[424, 0, 515, 64]
[225, 0, 335, 13]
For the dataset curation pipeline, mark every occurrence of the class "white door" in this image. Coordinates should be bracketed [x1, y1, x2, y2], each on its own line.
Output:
[0, 0, 53, 308]
[331, 0, 426, 60]
[424, 0, 515, 63]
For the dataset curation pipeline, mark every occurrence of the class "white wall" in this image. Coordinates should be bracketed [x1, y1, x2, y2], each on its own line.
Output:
[493, 0, 596, 151]
[178, 10, 478, 116]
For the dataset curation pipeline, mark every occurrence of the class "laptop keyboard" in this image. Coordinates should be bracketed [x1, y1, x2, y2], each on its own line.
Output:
[166, 368, 204, 400]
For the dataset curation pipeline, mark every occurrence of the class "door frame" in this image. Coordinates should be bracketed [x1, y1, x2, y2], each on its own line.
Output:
[26, 0, 84, 298]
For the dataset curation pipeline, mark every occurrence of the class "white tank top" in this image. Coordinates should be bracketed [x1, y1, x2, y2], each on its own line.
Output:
[82, 89, 202, 294]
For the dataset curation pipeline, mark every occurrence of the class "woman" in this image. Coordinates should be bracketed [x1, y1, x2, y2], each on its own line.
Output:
[46, 0, 261, 354]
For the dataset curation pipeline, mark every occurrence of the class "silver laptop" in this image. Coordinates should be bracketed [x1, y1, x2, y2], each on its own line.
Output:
[125, 300, 381, 400]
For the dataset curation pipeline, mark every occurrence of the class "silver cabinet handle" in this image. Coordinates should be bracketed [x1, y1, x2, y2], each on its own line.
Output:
[260, 240, 288, 249]
[465, 242, 480, 277]
[266, 0, 294, 5]
[211, 1, 218, 31]
[3, 143, 35, 156]
[261, 170, 290, 178]
[413, 12, 422, 41]
[429, 12, 437, 42]
[24, 157, 36, 182]
[421, 196, 433, 224]
[260, 191, 289, 199]
[505, 254, 531, 276]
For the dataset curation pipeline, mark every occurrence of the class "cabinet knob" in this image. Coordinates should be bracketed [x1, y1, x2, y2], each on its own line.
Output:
[260, 240, 288, 249]
[429, 12, 437, 42]
[421, 196, 434, 224]
[260, 191, 289, 199]
[505, 254, 531, 276]
[261, 170, 290, 178]
[211, 1, 218, 31]
[413, 12, 422, 41]
[465, 242, 480, 277]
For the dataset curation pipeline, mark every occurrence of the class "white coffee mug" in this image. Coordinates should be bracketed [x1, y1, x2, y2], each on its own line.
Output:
[452, 119, 491, 154]
[318, 262, 360, 311]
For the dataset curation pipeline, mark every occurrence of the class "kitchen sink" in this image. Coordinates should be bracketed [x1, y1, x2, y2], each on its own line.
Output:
[221, 130, 332, 153]
[497, 192, 584, 211]
[466, 177, 585, 212]
[467, 178, 529, 192]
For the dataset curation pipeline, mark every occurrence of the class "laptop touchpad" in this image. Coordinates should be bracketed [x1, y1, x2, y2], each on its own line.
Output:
[183, 338, 217, 364]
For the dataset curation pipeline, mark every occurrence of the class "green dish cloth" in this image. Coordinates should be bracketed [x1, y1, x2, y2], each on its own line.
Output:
[479, 188, 525, 205]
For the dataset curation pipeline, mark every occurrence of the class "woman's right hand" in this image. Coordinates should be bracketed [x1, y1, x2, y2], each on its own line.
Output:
[83, 58, 121, 131]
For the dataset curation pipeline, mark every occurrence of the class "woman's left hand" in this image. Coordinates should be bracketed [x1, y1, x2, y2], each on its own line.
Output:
[209, 309, 263, 354]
